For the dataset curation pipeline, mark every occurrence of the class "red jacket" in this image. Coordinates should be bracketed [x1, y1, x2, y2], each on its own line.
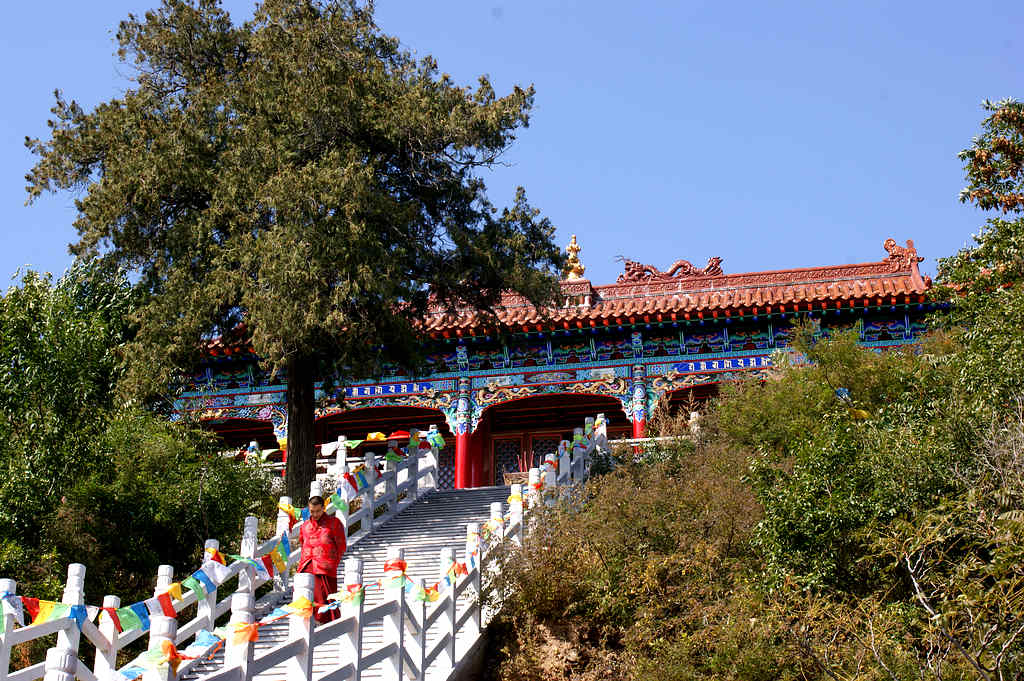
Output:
[298, 514, 346, 575]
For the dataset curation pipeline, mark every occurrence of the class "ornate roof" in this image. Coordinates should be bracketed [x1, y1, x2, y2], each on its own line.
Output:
[423, 238, 931, 336]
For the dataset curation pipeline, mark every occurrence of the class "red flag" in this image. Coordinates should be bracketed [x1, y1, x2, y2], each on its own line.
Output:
[100, 607, 123, 633]
[157, 592, 176, 617]
[21, 597, 39, 621]
[261, 555, 275, 576]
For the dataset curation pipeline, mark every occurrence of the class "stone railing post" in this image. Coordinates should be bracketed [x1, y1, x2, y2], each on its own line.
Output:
[57, 564, 85, 653]
[144, 615, 178, 681]
[464, 524, 482, 638]
[337, 463, 352, 538]
[385, 457, 398, 513]
[41, 647, 77, 681]
[288, 573, 315, 681]
[437, 549, 456, 675]
[0, 578, 17, 680]
[543, 457, 557, 505]
[558, 440, 571, 483]
[381, 547, 405, 681]
[239, 516, 259, 593]
[414, 577, 428, 679]
[335, 435, 348, 472]
[225, 592, 255, 679]
[427, 424, 441, 490]
[572, 427, 586, 479]
[275, 496, 293, 592]
[526, 468, 541, 510]
[488, 502, 504, 546]
[338, 558, 364, 681]
[508, 484, 524, 546]
[93, 594, 120, 679]
[407, 442, 419, 503]
[362, 453, 377, 533]
[197, 540, 219, 631]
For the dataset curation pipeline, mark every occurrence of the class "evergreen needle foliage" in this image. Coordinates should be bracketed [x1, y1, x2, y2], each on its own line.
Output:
[25, 0, 564, 500]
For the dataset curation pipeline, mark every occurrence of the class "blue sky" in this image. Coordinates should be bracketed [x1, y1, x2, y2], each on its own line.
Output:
[2, 1, 1021, 287]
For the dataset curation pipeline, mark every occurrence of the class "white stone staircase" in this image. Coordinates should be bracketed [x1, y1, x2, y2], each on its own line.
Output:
[183, 486, 510, 681]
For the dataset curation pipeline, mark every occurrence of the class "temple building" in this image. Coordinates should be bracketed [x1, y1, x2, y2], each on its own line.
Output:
[173, 236, 936, 488]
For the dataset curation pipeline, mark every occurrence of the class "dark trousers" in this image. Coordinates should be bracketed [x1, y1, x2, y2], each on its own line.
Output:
[311, 571, 339, 624]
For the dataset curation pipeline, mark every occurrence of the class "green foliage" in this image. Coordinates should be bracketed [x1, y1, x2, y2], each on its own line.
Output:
[0, 263, 271, 608]
[486, 101, 1024, 681]
[934, 98, 1024, 418]
[25, 0, 565, 498]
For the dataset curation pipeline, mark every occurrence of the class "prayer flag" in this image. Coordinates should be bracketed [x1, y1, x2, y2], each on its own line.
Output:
[68, 605, 91, 629]
[384, 450, 403, 462]
[204, 547, 226, 565]
[192, 569, 217, 595]
[116, 606, 144, 632]
[270, 548, 287, 574]
[100, 607, 122, 633]
[329, 491, 349, 514]
[166, 583, 183, 601]
[156, 593, 176, 617]
[231, 621, 260, 645]
[181, 576, 205, 600]
[415, 585, 440, 602]
[1, 592, 24, 628]
[128, 603, 150, 631]
[261, 554, 276, 576]
[366, 431, 386, 441]
[387, 430, 410, 439]
[278, 502, 299, 529]
[202, 560, 233, 584]
[343, 472, 359, 495]
[280, 532, 291, 557]
[283, 597, 312, 619]
[354, 470, 369, 489]
[427, 431, 445, 448]
[26, 599, 70, 625]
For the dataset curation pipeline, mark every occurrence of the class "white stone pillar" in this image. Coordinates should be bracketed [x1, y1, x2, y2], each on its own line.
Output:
[57, 564, 84, 653]
[464, 524, 482, 638]
[0, 578, 17, 680]
[526, 468, 541, 509]
[436, 548, 456, 675]
[338, 558, 364, 681]
[381, 547, 405, 681]
[508, 484, 524, 546]
[275, 496, 293, 592]
[287, 573, 315, 681]
[41, 647, 76, 681]
[225, 592, 255, 678]
[239, 516, 259, 593]
[93, 594, 120, 679]
[197, 540, 219, 631]
[143, 615, 178, 681]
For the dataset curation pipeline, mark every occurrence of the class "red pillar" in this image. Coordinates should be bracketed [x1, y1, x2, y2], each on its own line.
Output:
[455, 432, 471, 489]
[632, 415, 646, 439]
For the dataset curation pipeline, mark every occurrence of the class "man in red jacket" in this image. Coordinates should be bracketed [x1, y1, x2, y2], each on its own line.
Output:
[298, 496, 346, 623]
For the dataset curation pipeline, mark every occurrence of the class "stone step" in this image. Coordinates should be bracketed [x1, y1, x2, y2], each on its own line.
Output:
[181, 486, 509, 681]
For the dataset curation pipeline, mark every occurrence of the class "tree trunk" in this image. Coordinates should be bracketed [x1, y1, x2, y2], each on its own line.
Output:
[286, 355, 317, 503]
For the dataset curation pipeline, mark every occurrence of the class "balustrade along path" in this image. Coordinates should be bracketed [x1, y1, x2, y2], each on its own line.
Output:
[0, 415, 610, 681]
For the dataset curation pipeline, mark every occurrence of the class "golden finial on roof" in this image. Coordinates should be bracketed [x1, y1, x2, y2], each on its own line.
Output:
[565, 234, 585, 280]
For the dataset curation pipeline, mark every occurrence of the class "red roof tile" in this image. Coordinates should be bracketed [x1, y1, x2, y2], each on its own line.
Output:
[423, 238, 931, 333]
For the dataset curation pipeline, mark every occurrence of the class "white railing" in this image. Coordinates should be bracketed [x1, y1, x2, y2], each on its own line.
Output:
[1, 417, 608, 681]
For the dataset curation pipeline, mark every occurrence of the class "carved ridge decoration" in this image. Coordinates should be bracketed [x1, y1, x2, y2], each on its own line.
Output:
[883, 238, 924, 272]
[616, 256, 725, 283]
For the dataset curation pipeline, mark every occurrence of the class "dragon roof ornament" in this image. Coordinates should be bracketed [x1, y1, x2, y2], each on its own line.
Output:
[615, 255, 724, 283]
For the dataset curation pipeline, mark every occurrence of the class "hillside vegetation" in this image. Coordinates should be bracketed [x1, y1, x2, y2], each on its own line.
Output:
[485, 100, 1024, 681]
